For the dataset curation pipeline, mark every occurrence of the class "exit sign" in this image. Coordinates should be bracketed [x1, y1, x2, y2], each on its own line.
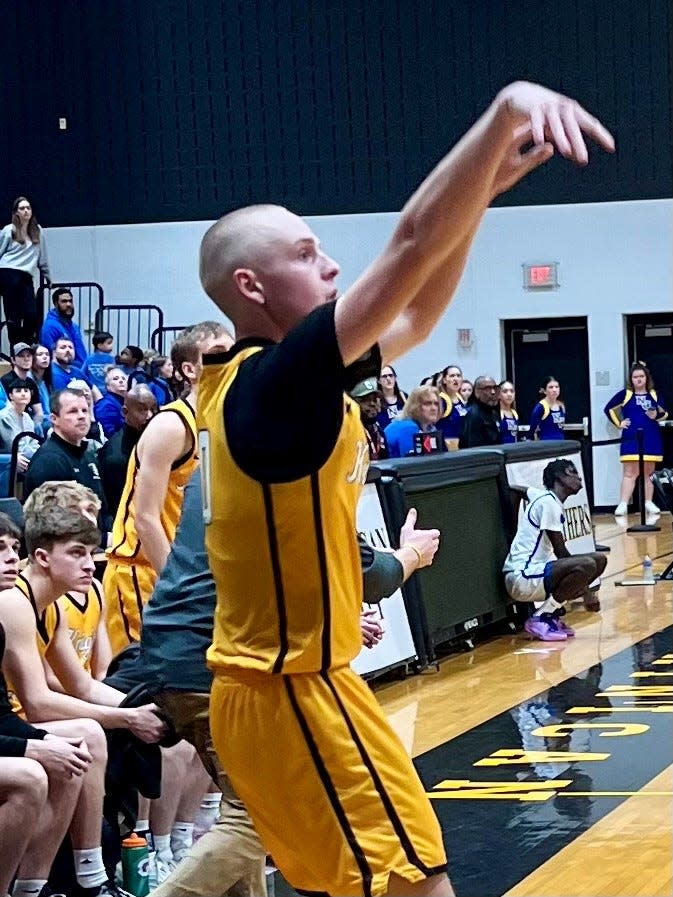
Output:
[523, 262, 559, 290]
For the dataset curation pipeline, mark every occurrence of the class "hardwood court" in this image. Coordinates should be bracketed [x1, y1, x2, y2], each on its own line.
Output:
[372, 514, 673, 897]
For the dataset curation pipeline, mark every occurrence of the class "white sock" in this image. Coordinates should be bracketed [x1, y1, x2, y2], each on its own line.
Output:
[171, 821, 194, 857]
[536, 596, 563, 615]
[136, 818, 150, 832]
[12, 880, 47, 897]
[153, 833, 173, 862]
[194, 793, 221, 838]
[73, 846, 107, 889]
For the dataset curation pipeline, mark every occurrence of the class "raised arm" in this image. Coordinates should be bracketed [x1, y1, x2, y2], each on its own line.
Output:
[335, 82, 614, 365]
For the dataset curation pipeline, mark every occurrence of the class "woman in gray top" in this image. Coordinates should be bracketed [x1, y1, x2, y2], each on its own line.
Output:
[0, 196, 51, 347]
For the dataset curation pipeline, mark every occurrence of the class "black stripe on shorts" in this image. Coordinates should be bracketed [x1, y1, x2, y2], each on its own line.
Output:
[284, 676, 373, 897]
[321, 670, 445, 879]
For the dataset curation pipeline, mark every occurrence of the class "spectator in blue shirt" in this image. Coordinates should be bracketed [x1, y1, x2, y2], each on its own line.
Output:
[385, 386, 445, 457]
[49, 337, 102, 400]
[117, 344, 145, 378]
[39, 287, 88, 368]
[82, 331, 115, 394]
[93, 367, 128, 438]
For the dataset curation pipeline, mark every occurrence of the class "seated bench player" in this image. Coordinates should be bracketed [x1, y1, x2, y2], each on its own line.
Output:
[503, 459, 608, 641]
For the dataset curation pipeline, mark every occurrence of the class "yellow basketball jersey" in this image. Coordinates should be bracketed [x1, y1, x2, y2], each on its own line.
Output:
[108, 398, 198, 565]
[9, 573, 61, 715]
[62, 580, 103, 673]
[199, 347, 368, 676]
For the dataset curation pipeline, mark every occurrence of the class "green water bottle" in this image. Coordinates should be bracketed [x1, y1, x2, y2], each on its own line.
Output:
[121, 831, 150, 897]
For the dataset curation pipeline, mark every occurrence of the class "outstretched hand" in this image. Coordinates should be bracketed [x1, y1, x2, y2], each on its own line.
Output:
[491, 81, 615, 197]
[500, 81, 615, 163]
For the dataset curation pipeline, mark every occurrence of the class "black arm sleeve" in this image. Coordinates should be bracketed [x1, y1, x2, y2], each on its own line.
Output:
[225, 303, 381, 483]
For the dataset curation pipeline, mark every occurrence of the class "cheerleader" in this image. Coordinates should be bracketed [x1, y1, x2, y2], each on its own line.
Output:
[604, 362, 667, 516]
[376, 364, 407, 429]
[499, 380, 519, 443]
[437, 363, 469, 446]
[530, 376, 565, 440]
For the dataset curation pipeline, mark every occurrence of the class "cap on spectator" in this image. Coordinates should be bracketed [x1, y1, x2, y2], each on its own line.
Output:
[350, 378, 380, 399]
[11, 342, 33, 356]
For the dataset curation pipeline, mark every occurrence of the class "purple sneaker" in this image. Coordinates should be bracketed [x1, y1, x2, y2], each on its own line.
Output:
[524, 613, 568, 641]
[553, 616, 575, 637]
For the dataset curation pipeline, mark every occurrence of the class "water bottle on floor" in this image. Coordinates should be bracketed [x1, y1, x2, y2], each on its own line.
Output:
[121, 832, 150, 896]
[642, 555, 655, 583]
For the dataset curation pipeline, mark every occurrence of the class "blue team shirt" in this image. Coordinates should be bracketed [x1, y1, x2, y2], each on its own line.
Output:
[530, 400, 565, 440]
[604, 388, 667, 460]
[82, 351, 116, 393]
[499, 410, 519, 444]
[437, 396, 469, 440]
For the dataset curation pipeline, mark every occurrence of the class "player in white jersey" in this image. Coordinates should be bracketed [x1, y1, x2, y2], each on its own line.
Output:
[503, 459, 607, 641]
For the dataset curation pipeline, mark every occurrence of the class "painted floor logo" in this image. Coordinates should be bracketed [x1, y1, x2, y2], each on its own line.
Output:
[413, 628, 673, 897]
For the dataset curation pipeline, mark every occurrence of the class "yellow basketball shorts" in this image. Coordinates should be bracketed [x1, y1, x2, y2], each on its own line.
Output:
[103, 561, 157, 655]
[210, 665, 447, 896]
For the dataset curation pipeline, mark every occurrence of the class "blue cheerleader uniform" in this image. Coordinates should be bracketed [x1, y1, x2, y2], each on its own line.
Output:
[529, 399, 565, 440]
[376, 395, 406, 430]
[437, 394, 469, 440]
[603, 388, 668, 461]
[499, 409, 519, 443]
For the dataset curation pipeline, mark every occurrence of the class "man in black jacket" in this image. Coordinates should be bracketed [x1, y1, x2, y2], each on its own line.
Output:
[459, 375, 501, 448]
[24, 388, 113, 536]
[98, 384, 157, 514]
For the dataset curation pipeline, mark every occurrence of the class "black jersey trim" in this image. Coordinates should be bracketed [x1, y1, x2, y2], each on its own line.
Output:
[110, 445, 141, 558]
[91, 579, 103, 610]
[284, 677, 373, 897]
[152, 401, 196, 471]
[130, 566, 145, 627]
[262, 483, 289, 674]
[202, 337, 276, 367]
[64, 590, 89, 613]
[17, 573, 52, 647]
[117, 582, 133, 643]
[321, 670, 444, 878]
[310, 473, 332, 673]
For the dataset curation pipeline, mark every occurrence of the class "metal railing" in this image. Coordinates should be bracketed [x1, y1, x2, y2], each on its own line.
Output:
[150, 325, 187, 354]
[94, 304, 164, 354]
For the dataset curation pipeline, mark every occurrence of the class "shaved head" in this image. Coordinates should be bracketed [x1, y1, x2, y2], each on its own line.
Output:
[199, 204, 339, 341]
[200, 204, 292, 306]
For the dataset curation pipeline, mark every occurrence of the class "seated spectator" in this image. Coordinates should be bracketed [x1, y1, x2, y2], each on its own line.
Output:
[23, 388, 113, 537]
[146, 355, 176, 407]
[385, 386, 445, 457]
[0, 342, 44, 429]
[459, 375, 501, 448]
[98, 384, 157, 512]
[0, 379, 39, 475]
[350, 378, 388, 460]
[50, 337, 103, 401]
[503, 459, 608, 641]
[93, 366, 128, 438]
[39, 287, 88, 368]
[29, 343, 53, 431]
[69, 379, 106, 449]
[117, 344, 145, 378]
[82, 331, 115, 395]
